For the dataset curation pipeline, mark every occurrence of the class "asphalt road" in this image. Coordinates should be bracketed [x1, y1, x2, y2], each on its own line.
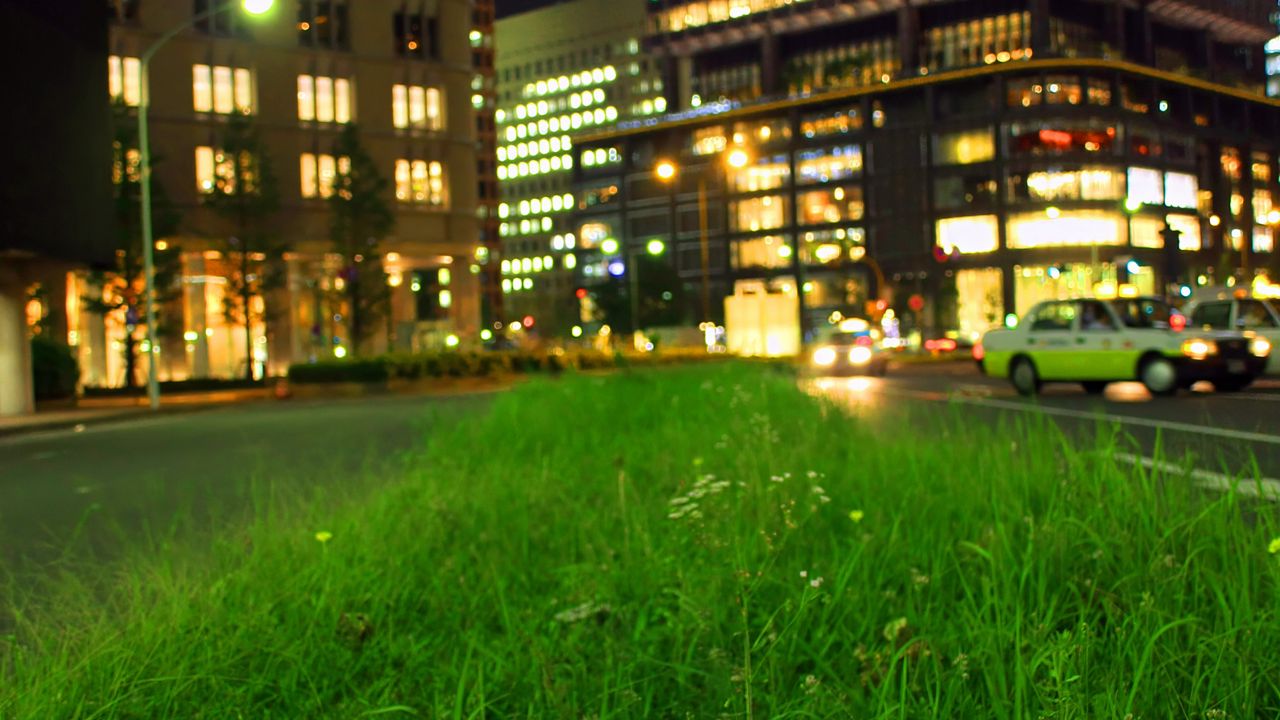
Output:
[0, 392, 493, 570]
[809, 361, 1280, 496]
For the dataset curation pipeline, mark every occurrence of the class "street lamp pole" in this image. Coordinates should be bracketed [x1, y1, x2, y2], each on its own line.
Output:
[137, 0, 274, 410]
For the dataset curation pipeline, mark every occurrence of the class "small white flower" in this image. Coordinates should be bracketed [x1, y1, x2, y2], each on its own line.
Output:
[799, 570, 808, 578]
[811, 486, 826, 494]
[809, 577, 824, 588]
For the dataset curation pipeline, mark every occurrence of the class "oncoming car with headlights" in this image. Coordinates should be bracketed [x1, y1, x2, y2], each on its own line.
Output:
[809, 319, 888, 376]
[976, 297, 1269, 396]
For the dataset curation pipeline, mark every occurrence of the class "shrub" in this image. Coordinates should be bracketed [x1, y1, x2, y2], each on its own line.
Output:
[287, 358, 390, 384]
[30, 335, 79, 400]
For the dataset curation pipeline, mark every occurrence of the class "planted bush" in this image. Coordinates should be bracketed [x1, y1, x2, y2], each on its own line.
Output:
[30, 335, 79, 401]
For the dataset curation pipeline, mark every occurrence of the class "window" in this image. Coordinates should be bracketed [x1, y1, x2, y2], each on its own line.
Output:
[1044, 75, 1082, 105]
[1239, 300, 1280, 329]
[299, 153, 349, 198]
[108, 55, 141, 106]
[933, 129, 994, 165]
[196, 146, 255, 194]
[799, 187, 863, 225]
[193, 64, 254, 114]
[395, 159, 448, 207]
[728, 155, 790, 193]
[298, 75, 351, 123]
[799, 107, 862, 138]
[111, 142, 140, 185]
[937, 215, 998, 254]
[392, 85, 445, 130]
[1008, 168, 1124, 203]
[1006, 210, 1126, 249]
[935, 175, 998, 210]
[1165, 172, 1197, 209]
[1126, 167, 1163, 206]
[731, 235, 793, 270]
[195, 0, 243, 36]
[1190, 302, 1231, 330]
[730, 195, 787, 232]
[394, 10, 439, 59]
[1078, 301, 1117, 331]
[1110, 299, 1174, 329]
[1029, 302, 1075, 332]
[1008, 121, 1120, 155]
[297, 0, 350, 50]
[795, 145, 862, 184]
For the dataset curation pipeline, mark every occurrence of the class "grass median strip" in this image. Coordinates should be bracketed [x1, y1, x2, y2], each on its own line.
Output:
[2, 363, 1280, 717]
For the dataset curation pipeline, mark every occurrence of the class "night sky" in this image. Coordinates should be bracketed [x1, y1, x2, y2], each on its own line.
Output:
[495, 0, 569, 19]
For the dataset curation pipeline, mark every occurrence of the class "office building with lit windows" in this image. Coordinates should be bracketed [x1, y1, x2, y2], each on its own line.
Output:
[573, 0, 1280, 345]
[78, 0, 482, 386]
[493, 0, 663, 333]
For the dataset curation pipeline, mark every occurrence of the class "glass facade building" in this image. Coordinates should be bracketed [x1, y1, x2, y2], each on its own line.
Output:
[572, 0, 1280, 343]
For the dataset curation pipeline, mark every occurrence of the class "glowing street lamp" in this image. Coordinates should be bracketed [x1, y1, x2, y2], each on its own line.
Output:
[726, 147, 750, 169]
[646, 238, 665, 256]
[136, 0, 275, 410]
[654, 160, 677, 181]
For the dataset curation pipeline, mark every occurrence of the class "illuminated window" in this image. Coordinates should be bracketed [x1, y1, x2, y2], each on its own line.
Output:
[1126, 167, 1163, 206]
[731, 235, 794, 269]
[108, 55, 141, 106]
[395, 159, 448, 207]
[935, 175, 998, 210]
[730, 195, 788, 232]
[1164, 172, 1197, 210]
[729, 155, 790, 193]
[299, 153, 349, 198]
[111, 142, 141, 185]
[1008, 121, 1119, 155]
[193, 64, 254, 114]
[937, 215, 999, 254]
[799, 187, 863, 225]
[1010, 167, 1124, 203]
[795, 145, 862, 184]
[1007, 210, 1126, 249]
[296, 75, 352, 123]
[393, 84, 445, 130]
[799, 107, 862, 138]
[933, 129, 995, 165]
[195, 146, 255, 195]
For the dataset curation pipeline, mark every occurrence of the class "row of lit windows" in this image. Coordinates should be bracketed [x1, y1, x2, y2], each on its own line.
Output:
[193, 64, 254, 115]
[299, 153, 350, 198]
[497, 194, 575, 218]
[935, 211, 1210, 254]
[506, 87, 609, 122]
[501, 255, 557, 274]
[297, 75, 352, 124]
[497, 154, 574, 180]
[502, 277, 536, 294]
[392, 84, 446, 130]
[651, 0, 814, 33]
[497, 135, 573, 162]
[502, 107, 619, 142]
[500, 217, 557, 236]
[519, 66, 618, 100]
[630, 96, 669, 116]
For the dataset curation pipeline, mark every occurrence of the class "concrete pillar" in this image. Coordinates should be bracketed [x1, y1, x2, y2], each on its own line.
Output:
[0, 265, 34, 416]
[897, 3, 920, 76]
[451, 258, 482, 339]
[677, 56, 695, 110]
[183, 252, 211, 378]
[1028, 0, 1051, 57]
[82, 275, 109, 387]
[761, 33, 781, 95]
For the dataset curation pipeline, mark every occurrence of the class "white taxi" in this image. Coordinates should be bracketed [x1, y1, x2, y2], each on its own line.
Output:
[1180, 290, 1280, 376]
[976, 297, 1270, 396]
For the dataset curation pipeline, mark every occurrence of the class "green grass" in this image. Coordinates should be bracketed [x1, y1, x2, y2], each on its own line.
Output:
[3, 363, 1280, 718]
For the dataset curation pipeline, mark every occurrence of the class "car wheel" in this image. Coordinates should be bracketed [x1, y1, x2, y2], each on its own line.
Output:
[1010, 357, 1040, 396]
[1139, 356, 1178, 397]
[1214, 377, 1251, 393]
[1081, 381, 1107, 395]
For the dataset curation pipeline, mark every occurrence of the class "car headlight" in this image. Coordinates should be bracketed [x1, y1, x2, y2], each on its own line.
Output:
[812, 347, 837, 366]
[1251, 336, 1272, 358]
[848, 346, 873, 365]
[1181, 338, 1218, 360]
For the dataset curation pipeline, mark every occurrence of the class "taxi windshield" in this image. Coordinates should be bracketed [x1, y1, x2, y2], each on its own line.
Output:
[821, 330, 866, 346]
[1108, 298, 1176, 329]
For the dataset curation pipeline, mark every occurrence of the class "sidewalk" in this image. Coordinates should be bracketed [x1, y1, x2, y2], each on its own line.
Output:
[0, 388, 271, 438]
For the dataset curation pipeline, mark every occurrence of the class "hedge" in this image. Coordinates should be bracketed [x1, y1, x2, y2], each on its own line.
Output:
[286, 348, 736, 385]
[31, 335, 79, 401]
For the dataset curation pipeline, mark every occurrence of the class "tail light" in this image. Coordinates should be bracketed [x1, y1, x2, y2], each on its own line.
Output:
[855, 335, 873, 347]
[1169, 313, 1187, 332]
[973, 342, 985, 361]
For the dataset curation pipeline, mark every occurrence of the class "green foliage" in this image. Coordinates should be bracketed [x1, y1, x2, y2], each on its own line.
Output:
[29, 336, 79, 401]
[5, 365, 1279, 717]
[85, 101, 184, 388]
[328, 125, 395, 355]
[201, 115, 286, 380]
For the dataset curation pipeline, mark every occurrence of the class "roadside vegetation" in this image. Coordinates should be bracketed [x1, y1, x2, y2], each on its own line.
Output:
[3, 363, 1279, 717]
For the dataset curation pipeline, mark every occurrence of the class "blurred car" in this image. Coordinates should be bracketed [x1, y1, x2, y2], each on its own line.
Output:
[1180, 290, 1280, 376]
[809, 319, 889, 376]
[976, 297, 1269, 396]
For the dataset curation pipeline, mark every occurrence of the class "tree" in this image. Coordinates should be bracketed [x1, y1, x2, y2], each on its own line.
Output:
[86, 101, 182, 388]
[593, 254, 689, 335]
[328, 125, 395, 355]
[202, 115, 284, 380]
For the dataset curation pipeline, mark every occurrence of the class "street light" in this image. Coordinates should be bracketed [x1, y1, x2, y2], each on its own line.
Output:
[137, 0, 275, 410]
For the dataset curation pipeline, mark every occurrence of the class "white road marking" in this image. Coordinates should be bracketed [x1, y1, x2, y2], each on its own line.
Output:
[1114, 452, 1280, 500]
[945, 395, 1280, 446]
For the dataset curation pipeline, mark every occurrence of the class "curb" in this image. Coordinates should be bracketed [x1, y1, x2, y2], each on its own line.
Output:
[0, 403, 239, 440]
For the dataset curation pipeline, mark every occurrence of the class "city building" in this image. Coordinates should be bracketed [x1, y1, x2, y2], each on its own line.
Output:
[75, 0, 482, 387]
[573, 0, 1280, 347]
[1, 0, 113, 415]
[493, 0, 662, 334]
[472, 0, 503, 326]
